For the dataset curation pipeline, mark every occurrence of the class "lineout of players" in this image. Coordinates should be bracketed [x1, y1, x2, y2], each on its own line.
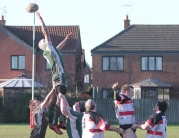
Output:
[27, 3, 168, 138]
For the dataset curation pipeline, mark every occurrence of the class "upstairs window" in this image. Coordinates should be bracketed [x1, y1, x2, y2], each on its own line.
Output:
[84, 74, 89, 83]
[102, 56, 123, 71]
[141, 57, 162, 71]
[11, 56, 25, 70]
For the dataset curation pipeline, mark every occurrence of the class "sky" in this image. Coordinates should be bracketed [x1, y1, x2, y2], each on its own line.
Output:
[1, 0, 179, 67]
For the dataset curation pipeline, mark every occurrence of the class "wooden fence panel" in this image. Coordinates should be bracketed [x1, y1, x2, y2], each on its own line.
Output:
[0, 97, 178, 124]
[91, 99, 179, 124]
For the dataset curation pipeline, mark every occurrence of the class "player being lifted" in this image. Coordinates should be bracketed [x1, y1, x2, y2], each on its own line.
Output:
[36, 11, 73, 134]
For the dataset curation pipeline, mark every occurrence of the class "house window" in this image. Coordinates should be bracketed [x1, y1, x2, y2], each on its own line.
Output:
[102, 57, 123, 71]
[84, 74, 89, 83]
[141, 57, 162, 71]
[11, 56, 25, 69]
[46, 61, 51, 69]
[102, 89, 114, 98]
[141, 88, 158, 99]
[158, 88, 169, 99]
[134, 88, 141, 99]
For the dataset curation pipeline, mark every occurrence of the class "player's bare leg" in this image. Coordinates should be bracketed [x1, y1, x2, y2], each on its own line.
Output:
[123, 128, 137, 138]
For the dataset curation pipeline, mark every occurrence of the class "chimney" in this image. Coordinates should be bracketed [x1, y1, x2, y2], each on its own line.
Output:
[0, 15, 6, 26]
[124, 15, 130, 29]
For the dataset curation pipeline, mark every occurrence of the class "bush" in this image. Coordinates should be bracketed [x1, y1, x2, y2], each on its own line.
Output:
[0, 93, 42, 123]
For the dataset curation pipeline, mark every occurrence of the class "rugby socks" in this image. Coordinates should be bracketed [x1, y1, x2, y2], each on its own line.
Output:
[52, 104, 60, 125]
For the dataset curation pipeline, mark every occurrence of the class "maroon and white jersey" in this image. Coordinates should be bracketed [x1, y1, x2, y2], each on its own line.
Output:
[82, 111, 111, 138]
[146, 112, 167, 138]
[115, 94, 135, 125]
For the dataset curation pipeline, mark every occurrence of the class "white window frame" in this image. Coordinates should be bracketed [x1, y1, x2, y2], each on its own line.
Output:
[102, 56, 123, 71]
[84, 74, 89, 83]
[11, 55, 25, 70]
[141, 56, 162, 71]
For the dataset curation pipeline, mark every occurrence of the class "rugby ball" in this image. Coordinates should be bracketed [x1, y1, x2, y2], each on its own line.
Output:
[26, 3, 39, 13]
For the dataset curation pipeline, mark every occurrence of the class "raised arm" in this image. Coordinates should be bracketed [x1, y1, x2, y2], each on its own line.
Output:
[58, 93, 70, 117]
[112, 82, 119, 100]
[41, 82, 57, 109]
[56, 32, 73, 50]
[36, 11, 51, 43]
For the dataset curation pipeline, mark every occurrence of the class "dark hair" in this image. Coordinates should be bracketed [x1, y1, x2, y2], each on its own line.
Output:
[79, 101, 86, 112]
[56, 85, 67, 95]
[157, 100, 168, 113]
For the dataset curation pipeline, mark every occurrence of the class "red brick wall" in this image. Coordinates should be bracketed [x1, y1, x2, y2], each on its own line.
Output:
[0, 32, 77, 93]
[92, 53, 179, 98]
[0, 32, 33, 79]
[0, 31, 83, 94]
[63, 54, 77, 92]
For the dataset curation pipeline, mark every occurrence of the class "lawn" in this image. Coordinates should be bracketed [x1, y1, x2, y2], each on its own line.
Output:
[0, 124, 178, 138]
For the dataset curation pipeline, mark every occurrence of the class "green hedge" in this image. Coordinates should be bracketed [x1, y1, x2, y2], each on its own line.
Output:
[0, 94, 87, 123]
[0, 93, 42, 123]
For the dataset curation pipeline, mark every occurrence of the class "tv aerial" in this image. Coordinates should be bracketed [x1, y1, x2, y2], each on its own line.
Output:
[0, 6, 6, 20]
[123, 5, 132, 20]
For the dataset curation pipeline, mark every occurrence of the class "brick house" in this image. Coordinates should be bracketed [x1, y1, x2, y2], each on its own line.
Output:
[81, 49, 92, 92]
[91, 15, 179, 99]
[0, 15, 90, 93]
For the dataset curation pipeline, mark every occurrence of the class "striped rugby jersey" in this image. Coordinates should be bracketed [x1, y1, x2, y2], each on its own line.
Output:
[146, 112, 167, 138]
[115, 94, 135, 125]
[82, 111, 111, 138]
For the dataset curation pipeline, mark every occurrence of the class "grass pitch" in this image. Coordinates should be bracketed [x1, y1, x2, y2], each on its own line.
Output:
[0, 124, 178, 138]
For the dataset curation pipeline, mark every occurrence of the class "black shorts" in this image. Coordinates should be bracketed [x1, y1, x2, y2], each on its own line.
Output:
[119, 124, 136, 138]
[56, 85, 67, 95]
[120, 124, 133, 130]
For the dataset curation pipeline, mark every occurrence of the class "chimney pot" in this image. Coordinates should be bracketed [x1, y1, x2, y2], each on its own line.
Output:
[0, 15, 6, 25]
[124, 15, 130, 29]
[126, 15, 128, 20]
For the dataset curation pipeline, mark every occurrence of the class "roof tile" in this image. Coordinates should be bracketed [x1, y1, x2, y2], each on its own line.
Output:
[3, 25, 79, 52]
[91, 25, 179, 53]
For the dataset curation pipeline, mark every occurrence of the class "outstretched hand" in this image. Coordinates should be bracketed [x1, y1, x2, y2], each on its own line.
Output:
[52, 81, 59, 90]
[112, 82, 118, 90]
[66, 32, 74, 40]
[36, 11, 40, 18]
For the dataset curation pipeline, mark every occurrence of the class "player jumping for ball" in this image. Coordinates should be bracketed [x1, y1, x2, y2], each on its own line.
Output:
[36, 11, 73, 135]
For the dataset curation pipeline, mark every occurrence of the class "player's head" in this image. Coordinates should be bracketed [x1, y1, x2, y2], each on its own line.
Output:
[73, 101, 86, 112]
[38, 39, 47, 50]
[29, 100, 41, 110]
[155, 100, 168, 113]
[121, 84, 134, 98]
[56, 85, 67, 95]
[85, 99, 96, 111]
